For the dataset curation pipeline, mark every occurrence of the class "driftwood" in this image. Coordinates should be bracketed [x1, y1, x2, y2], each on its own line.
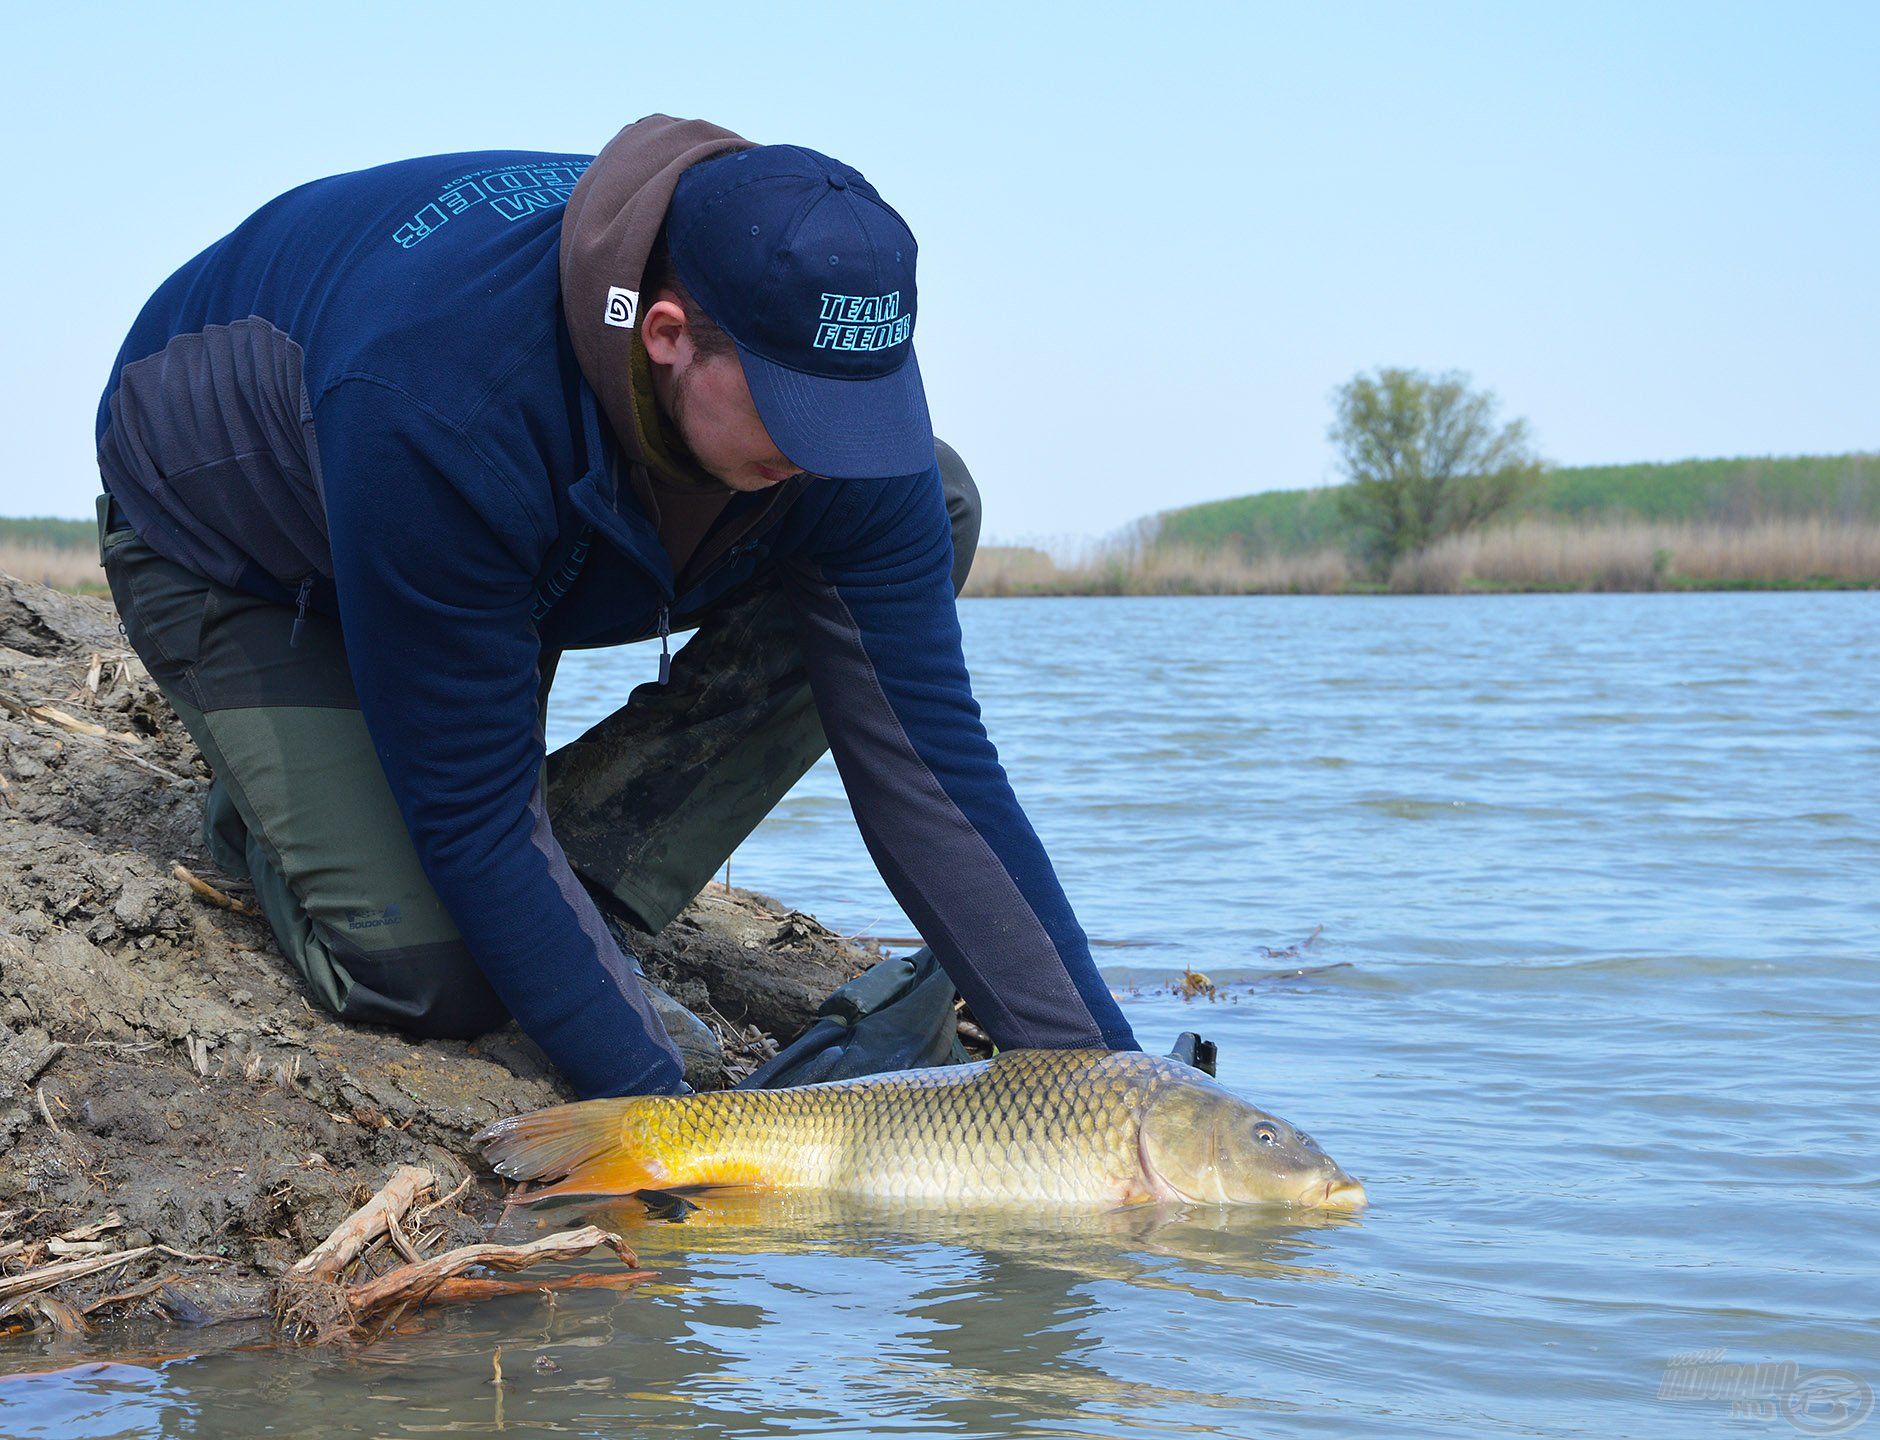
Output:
[290, 1165, 435, 1282]
[346, 1226, 645, 1314]
[277, 1163, 650, 1343]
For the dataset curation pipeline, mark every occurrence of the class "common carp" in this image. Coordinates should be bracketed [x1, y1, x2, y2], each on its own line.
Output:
[474, 1049, 1366, 1211]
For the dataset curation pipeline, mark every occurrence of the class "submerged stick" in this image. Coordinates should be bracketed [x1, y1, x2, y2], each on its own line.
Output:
[291, 1165, 436, 1283]
[417, 1269, 657, 1306]
[345, 1226, 642, 1315]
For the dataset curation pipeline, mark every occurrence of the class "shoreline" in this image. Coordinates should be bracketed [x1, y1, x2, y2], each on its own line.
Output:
[0, 573, 880, 1342]
[961, 577, 1878, 597]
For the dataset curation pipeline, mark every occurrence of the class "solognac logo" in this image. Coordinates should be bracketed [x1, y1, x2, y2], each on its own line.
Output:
[604, 287, 640, 329]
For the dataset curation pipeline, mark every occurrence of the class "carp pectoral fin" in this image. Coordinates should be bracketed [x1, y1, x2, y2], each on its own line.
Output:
[635, 1188, 700, 1222]
[474, 1098, 671, 1201]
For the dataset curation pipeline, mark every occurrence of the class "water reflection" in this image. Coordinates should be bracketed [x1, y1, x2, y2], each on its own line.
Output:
[0, 1195, 1363, 1439]
[467, 1194, 1364, 1436]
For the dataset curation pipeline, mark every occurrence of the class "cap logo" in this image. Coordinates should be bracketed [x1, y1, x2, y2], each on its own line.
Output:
[603, 287, 639, 328]
[813, 291, 911, 353]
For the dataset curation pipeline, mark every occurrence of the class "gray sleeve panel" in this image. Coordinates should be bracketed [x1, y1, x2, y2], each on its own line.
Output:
[98, 316, 332, 591]
[524, 779, 681, 1070]
[783, 568, 1113, 1050]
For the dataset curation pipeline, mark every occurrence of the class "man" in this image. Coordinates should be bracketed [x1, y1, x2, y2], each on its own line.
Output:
[94, 114, 1137, 1098]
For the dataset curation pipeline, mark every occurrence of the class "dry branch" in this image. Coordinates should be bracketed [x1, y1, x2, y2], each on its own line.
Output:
[290, 1165, 435, 1282]
[346, 1226, 641, 1315]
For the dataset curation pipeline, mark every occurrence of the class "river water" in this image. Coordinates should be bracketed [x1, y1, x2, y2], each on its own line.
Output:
[3, 593, 1875, 1437]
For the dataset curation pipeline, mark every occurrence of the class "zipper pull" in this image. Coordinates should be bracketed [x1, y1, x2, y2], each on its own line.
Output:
[656, 603, 671, 685]
[289, 577, 314, 648]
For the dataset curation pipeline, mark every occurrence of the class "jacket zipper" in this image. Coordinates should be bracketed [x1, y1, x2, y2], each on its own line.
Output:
[289, 576, 314, 648]
[653, 539, 765, 684]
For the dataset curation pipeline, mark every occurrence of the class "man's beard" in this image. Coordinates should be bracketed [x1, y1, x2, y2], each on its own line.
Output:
[664, 362, 732, 490]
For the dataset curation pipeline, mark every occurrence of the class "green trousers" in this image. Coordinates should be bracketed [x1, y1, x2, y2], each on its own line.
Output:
[99, 444, 980, 1040]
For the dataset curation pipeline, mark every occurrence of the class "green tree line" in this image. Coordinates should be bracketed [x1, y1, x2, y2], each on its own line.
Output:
[1159, 448, 1880, 558]
[0, 517, 96, 550]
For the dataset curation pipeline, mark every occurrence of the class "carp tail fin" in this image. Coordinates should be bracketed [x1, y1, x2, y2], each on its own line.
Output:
[473, 1097, 671, 1202]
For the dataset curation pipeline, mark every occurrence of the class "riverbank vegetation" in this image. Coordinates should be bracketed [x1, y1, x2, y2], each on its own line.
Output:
[964, 364, 1878, 595]
[10, 433, 1879, 600]
[965, 517, 1880, 596]
[1155, 450, 1880, 555]
[0, 540, 100, 592]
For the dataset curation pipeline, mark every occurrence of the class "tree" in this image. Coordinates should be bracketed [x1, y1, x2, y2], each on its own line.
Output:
[1330, 368, 1545, 574]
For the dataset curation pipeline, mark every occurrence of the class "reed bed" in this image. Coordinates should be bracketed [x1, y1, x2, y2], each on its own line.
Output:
[965, 519, 1880, 597]
[7, 519, 1875, 602]
[965, 544, 1352, 597]
[0, 543, 102, 591]
[1394, 518, 1880, 593]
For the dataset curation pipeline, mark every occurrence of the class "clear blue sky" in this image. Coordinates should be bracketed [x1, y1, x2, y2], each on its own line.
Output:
[6, 1, 1875, 544]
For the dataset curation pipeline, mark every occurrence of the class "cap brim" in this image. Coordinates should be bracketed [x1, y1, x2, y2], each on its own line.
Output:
[738, 343, 934, 481]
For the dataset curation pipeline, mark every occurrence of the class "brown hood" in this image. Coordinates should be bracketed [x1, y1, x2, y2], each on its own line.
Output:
[561, 114, 754, 465]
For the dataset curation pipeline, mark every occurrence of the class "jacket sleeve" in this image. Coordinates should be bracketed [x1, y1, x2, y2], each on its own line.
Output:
[783, 466, 1138, 1053]
[316, 378, 683, 1098]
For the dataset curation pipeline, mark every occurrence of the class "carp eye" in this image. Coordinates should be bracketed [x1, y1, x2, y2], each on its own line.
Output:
[1254, 1124, 1278, 1146]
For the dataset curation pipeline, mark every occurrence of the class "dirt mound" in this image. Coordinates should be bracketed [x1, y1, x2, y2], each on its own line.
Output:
[0, 572, 872, 1331]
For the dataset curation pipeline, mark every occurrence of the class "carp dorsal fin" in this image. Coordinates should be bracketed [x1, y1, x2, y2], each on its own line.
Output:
[473, 1097, 673, 1202]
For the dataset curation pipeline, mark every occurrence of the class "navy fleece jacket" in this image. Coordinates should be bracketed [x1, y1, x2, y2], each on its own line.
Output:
[96, 149, 1137, 1096]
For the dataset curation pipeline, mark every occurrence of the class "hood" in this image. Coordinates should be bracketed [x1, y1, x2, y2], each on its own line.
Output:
[561, 114, 755, 466]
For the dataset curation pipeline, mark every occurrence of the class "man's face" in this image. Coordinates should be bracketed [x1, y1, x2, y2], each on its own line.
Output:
[666, 348, 803, 493]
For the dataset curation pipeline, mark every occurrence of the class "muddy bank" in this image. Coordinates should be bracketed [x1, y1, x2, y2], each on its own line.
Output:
[0, 572, 878, 1334]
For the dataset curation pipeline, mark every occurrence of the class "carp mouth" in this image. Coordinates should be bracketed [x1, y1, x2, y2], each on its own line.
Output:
[1314, 1174, 1369, 1210]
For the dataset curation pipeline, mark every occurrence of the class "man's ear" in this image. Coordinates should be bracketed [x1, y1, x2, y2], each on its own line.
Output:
[640, 298, 690, 368]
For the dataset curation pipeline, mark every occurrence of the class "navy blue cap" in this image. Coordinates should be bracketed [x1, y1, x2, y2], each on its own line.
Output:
[667, 146, 932, 480]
